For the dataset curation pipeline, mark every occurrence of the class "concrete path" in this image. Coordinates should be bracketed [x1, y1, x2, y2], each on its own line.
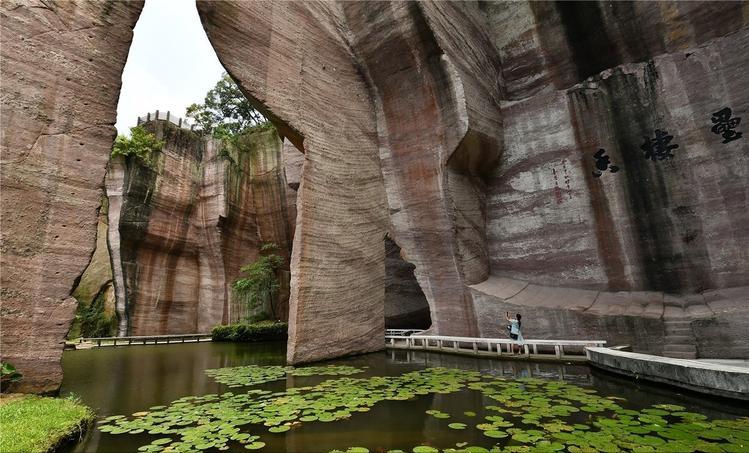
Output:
[587, 347, 749, 401]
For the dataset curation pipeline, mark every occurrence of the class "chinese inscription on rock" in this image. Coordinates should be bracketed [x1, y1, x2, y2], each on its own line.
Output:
[711, 107, 742, 143]
[641, 129, 678, 161]
[592, 149, 619, 177]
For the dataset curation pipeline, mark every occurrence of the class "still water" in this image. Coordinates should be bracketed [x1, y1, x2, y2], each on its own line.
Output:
[60, 342, 749, 452]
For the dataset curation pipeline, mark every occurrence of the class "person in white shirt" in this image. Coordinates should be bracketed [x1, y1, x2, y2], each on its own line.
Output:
[505, 312, 524, 355]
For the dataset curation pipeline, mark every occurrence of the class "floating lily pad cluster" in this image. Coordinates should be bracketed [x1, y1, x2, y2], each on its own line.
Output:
[98, 368, 479, 451]
[97, 366, 749, 453]
[204, 364, 365, 387]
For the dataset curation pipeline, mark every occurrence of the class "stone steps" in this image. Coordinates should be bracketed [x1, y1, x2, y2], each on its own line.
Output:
[662, 318, 697, 359]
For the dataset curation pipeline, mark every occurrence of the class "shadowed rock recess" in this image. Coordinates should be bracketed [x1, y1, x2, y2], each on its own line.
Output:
[1, 1, 748, 392]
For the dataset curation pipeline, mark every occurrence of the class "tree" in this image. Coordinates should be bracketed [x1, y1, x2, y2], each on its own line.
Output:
[111, 126, 164, 164]
[186, 73, 267, 139]
[232, 243, 284, 320]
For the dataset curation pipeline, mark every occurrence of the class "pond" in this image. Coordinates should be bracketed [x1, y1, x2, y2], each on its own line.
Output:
[60, 342, 749, 452]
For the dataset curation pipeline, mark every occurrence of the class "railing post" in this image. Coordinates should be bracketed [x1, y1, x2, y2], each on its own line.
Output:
[533, 344, 538, 355]
[555, 345, 561, 359]
[155, 109, 159, 120]
[472, 342, 478, 354]
[166, 111, 170, 122]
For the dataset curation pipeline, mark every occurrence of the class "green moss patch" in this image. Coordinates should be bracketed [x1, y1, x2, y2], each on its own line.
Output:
[0, 394, 94, 453]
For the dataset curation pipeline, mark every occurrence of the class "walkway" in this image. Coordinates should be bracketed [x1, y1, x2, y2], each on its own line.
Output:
[74, 333, 212, 348]
[385, 331, 606, 362]
[586, 347, 749, 401]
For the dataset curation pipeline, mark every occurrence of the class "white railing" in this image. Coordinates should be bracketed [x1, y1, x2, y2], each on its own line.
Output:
[137, 110, 196, 131]
[385, 334, 606, 361]
[385, 329, 425, 336]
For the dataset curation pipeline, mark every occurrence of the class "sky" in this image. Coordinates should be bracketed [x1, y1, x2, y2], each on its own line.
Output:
[115, 0, 225, 135]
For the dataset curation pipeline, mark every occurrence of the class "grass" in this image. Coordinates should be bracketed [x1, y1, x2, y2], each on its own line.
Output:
[0, 394, 94, 453]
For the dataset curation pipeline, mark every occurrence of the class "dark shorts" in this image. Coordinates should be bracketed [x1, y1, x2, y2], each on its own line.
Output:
[510, 333, 518, 340]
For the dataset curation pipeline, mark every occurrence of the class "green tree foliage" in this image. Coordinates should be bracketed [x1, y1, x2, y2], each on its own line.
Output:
[186, 73, 268, 139]
[232, 243, 284, 319]
[111, 126, 164, 163]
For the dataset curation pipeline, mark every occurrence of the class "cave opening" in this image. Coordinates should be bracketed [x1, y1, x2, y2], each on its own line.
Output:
[384, 235, 432, 330]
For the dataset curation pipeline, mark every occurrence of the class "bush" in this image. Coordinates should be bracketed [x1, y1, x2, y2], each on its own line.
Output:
[211, 320, 288, 342]
[232, 243, 284, 319]
[111, 126, 164, 163]
[1, 362, 22, 391]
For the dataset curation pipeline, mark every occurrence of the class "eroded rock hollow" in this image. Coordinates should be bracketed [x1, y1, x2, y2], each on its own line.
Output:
[1, 0, 748, 392]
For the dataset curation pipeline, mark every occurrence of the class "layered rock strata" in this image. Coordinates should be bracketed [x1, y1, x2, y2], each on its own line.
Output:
[67, 197, 117, 339]
[4, 1, 749, 393]
[198, 1, 390, 364]
[200, 0, 749, 361]
[107, 121, 294, 335]
[0, 0, 143, 393]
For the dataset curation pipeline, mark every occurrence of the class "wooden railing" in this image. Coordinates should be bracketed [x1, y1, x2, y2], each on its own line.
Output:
[78, 333, 212, 347]
[385, 334, 606, 362]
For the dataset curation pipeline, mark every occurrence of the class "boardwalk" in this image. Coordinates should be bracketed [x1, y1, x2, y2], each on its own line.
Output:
[76, 333, 212, 348]
[385, 331, 606, 362]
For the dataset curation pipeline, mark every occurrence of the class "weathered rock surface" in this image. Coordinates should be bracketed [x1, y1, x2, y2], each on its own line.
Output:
[4, 1, 749, 393]
[0, 0, 142, 393]
[67, 197, 117, 339]
[199, 0, 748, 361]
[198, 1, 389, 364]
[109, 121, 294, 335]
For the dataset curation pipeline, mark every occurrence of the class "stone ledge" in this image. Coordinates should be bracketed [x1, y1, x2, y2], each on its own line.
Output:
[586, 347, 749, 401]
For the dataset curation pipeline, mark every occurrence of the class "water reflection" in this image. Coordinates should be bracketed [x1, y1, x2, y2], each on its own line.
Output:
[387, 349, 592, 384]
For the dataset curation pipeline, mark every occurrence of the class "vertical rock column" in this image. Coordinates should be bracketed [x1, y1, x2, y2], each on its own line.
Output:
[198, 1, 389, 364]
[0, 1, 142, 393]
[342, 2, 504, 336]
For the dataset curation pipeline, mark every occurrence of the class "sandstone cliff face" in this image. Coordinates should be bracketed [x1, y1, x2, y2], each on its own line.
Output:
[4, 1, 749, 393]
[200, 0, 749, 361]
[198, 1, 390, 365]
[67, 197, 117, 339]
[107, 121, 294, 335]
[0, 0, 142, 393]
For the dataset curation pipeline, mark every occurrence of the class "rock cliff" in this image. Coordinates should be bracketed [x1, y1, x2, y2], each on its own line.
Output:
[106, 120, 294, 335]
[3, 0, 749, 392]
[0, 0, 143, 393]
[199, 0, 749, 361]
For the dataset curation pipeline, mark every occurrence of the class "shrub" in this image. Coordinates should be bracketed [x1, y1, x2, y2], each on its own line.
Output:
[1, 362, 22, 391]
[111, 126, 164, 163]
[232, 243, 284, 319]
[211, 320, 288, 342]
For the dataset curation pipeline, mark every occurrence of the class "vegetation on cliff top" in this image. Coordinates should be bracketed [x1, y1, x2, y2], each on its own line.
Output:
[111, 125, 164, 164]
[0, 394, 94, 453]
[186, 73, 269, 139]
